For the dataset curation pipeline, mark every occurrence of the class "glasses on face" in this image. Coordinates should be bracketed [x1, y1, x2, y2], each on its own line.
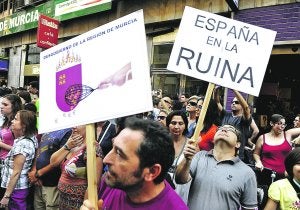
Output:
[217, 126, 238, 136]
[198, 104, 202, 109]
[275, 122, 287, 127]
[164, 100, 171, 105]
[232, 100, 240, 105]
[188, 101, 197, 107]
[157, 116, 166, 120]
[170, 121, 185, 126]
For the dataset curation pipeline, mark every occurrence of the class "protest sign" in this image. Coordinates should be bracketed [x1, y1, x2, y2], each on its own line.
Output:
[39, 10, 152, 134]
[167, 6, 276, 96]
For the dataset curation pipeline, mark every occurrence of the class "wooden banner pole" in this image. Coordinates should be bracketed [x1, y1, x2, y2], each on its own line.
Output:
[86, 123, 98, 210]
[191, 83, 215, 146]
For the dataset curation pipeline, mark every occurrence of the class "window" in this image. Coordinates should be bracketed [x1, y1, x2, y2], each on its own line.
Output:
[152, 43, 173, 69]
[26, 44, 42, 65]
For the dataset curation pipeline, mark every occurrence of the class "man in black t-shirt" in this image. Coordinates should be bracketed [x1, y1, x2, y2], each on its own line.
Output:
[28, 128, 72, 210]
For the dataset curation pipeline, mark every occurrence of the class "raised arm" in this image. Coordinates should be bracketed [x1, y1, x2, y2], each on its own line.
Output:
[213, 86, 223, 113]
[285, 127, 300, 143]
[175, 139, 197, 184]
[233, 90, 251, 119]
[50, 133, 83, 167]
[248, 119, 259, 148]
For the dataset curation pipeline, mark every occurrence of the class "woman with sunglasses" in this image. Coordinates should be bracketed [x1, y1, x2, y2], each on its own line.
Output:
[185, 95, 200, 138]
[253, 114, 300, 184]
[156, 109, 168, 127]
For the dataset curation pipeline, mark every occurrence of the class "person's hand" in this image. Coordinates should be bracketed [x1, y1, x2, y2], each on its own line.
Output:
[98, 63, 132, 89]
[80, 199, 103, 210]
[292, 136, 300, 145]
[183, 139, 198, 161]
[66, 133, 84, 149]
[28, 170, 39, 184]
[245, 143, 255, 151]
[0, 196, 9, 208]
[255, 161, 264, 171]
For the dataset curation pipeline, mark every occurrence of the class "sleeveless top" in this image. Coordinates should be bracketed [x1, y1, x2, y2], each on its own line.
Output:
[198, 124, 218, 151]
[0, 127, 14, 160]
[261, 132, 292, 176]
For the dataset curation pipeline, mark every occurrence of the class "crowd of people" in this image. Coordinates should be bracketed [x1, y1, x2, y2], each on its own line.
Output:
[0, 81, 299, 210]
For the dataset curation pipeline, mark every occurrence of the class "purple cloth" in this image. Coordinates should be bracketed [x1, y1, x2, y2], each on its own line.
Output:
[98, 178, 188, 210]
[9, 188, 29, 210]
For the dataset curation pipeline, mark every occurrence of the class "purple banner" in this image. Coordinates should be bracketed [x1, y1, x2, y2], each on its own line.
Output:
[56, 64, 82, 112]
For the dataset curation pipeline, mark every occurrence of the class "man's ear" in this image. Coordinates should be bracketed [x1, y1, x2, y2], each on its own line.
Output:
[235, 141, 241, 149]
[144, 164, 161, 182]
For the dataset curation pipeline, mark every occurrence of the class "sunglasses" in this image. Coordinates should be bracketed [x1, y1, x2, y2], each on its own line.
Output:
[232, 100, 240, 105]
[188, 101, 197, 107]
[164, 100, 171, 104]
[217, 126, 238, 136]
[157, 116, 166, 120]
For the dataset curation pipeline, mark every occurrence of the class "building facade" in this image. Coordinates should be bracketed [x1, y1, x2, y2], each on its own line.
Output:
[0, 0, 299, 125]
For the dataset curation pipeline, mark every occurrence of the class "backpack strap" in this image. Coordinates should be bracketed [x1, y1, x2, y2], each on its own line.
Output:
[288, 177, 300, 199]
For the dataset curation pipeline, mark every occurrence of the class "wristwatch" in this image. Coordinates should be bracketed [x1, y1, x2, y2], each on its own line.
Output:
[63, 144, 71, 151]
[35, 170, 40, 178]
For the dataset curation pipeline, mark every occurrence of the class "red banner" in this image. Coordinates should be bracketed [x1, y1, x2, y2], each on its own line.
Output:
[37, 14, 59, 49]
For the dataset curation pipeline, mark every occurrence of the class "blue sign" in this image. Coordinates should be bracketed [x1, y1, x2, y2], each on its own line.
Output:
[0, 59, 8, 71]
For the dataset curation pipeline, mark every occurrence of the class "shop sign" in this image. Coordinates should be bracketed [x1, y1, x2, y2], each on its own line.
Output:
[226, 0, 239, 11]
[0, 59, 8, 71]
[54, 0, 112, 21]
[0, 1, 54, 37]
[167, 6, 277, 96]
[0, 0, 111, 37]
[24, 64, 40, 76]
[37, 14, 59, 49]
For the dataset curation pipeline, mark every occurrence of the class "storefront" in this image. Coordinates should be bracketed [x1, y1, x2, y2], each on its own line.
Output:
[0, 0, 298, 124]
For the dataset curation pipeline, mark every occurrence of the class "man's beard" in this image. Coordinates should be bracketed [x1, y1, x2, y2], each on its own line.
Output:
[107, 167, 144, 193]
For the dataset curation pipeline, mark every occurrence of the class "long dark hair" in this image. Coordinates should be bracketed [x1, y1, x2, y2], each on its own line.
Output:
[285, 148, 300, 178]
[201, 99, 221, 133]
[2, 94, 23, 128]
[166, 110, 188, 135]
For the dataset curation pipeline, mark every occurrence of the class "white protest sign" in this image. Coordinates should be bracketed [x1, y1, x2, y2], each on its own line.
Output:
[39, 10, 152, 133]
[167, 6, 276, 96]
